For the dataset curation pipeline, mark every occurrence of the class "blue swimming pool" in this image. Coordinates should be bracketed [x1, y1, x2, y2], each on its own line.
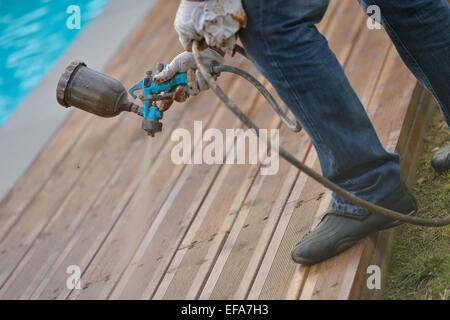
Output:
[0, 0, 109, 127]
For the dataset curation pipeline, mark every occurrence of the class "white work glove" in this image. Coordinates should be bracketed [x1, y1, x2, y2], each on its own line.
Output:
[152, 48, 224, 111]
[153, 48, 224, 93]
[174, 0, 247, 55]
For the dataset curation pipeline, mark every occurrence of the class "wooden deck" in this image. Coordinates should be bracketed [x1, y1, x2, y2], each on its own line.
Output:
[0, 0, 435, 300]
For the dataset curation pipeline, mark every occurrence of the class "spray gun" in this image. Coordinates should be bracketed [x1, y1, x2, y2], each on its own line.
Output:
[128, 63, 191, 136]
[56, 60, 206, 136]
[56, 60, 297, 136]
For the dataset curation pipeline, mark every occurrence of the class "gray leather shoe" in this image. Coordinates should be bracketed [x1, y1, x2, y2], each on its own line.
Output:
[431, 145, 450, 174]
[291, 181, 417, 265]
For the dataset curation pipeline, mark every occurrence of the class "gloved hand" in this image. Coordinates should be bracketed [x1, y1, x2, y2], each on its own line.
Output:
[153, 48, 224, 111]
[174, 0, 246, 55]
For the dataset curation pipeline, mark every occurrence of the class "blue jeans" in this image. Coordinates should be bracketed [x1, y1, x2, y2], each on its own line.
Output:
[239, 0, 450, 215]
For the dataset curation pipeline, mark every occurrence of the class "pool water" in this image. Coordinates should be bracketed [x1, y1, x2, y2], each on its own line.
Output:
[0, 0, 109, 127]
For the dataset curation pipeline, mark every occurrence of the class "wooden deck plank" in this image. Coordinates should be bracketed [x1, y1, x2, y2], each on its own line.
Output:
[33, 138, 146, 299]
[249, 153, 325, 300]
[0, 110, 92, 241]
[0, 112, 125, 289]
[0, 113, 143, 299]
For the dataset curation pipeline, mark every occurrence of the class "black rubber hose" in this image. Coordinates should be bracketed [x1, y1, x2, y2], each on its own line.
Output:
[193, 41, 450, 227]
[212, 65, 302, 132]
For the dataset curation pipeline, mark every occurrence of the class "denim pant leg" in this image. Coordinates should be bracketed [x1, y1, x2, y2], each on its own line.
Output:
[239, 0, 401, 215]
[358, 0, 450, 126]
